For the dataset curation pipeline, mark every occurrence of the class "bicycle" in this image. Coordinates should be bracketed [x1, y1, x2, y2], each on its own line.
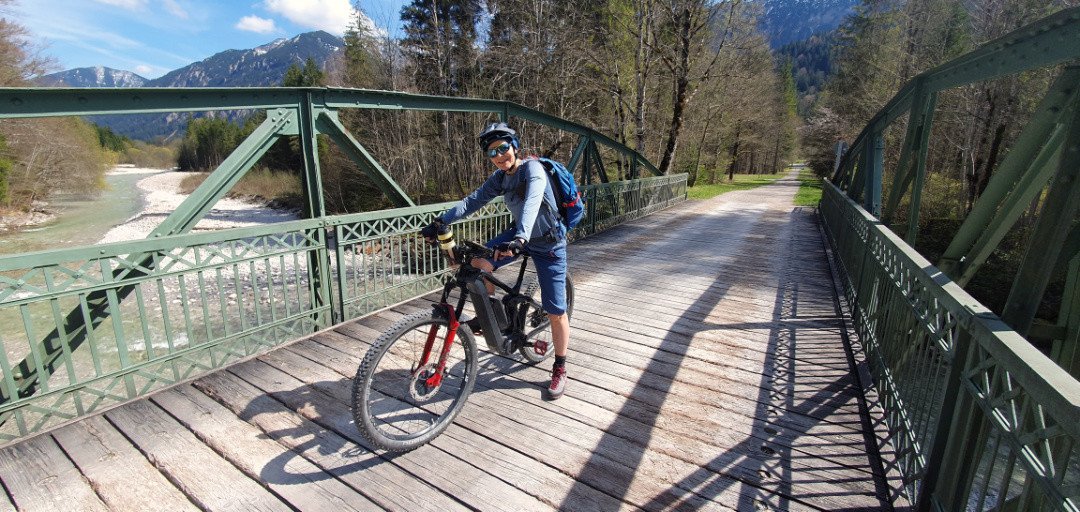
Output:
[351, 238, 575, 451]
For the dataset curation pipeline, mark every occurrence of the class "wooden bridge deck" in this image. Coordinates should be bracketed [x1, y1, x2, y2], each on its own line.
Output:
[0, 172, 901, 511]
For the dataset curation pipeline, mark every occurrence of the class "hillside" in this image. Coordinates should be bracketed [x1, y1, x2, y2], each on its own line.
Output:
[760, 0, 858, 48]
[37, 66, 148, 87]
[38, 31, 344, 140]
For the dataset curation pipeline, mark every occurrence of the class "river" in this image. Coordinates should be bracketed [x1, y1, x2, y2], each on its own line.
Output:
[0, 168, 164, 256]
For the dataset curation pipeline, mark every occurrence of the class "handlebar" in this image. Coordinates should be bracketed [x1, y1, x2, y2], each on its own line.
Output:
[452, 240, 494, 264]
[423, 228, 525, 265]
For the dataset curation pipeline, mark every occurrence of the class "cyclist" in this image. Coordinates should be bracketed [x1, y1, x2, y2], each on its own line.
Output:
[422, 122, 571, 400]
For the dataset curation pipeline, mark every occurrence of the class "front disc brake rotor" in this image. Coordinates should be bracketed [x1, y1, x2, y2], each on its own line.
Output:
[408, 363, 442, 401]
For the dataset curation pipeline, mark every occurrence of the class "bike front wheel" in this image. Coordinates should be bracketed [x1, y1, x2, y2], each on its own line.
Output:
[351, 311, 478, 451]
[517, 273, 575, 364]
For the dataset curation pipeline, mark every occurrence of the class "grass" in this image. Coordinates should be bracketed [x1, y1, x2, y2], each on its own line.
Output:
[794, 168, 824, 207]
[687, 172, 785, 200]
[686, 167, 825, 207]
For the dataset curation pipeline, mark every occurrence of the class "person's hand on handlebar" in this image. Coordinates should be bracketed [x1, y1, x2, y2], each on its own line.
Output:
[420, 218, 449, 244]
[494, 238, 526, 260]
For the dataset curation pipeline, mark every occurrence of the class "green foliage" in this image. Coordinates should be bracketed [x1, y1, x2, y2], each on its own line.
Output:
[794, 168, 823, 206]
[775, 32, 834, 116]
[401, 0, 482, 96]
[121, 140, 177, 168]
[176, 117, 245, 172]
[282, 57, 325, 87]
[342, 21, 383, 89]
[96, 125, 128, 152]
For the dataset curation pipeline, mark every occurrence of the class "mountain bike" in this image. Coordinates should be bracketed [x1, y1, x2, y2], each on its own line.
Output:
[351, 239, 575, 452]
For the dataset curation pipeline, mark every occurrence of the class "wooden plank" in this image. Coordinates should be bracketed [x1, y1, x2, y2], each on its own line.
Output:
[263, 345, 752, 511]
[226, 355, 552, 512]
[313, 328, 872, 470]
[0, 433, 108, 512]
[150, 385, 379, 512]
[51, 415, 200, 512]
[368, 305, 869, 441]
[191, 369, 467, 512]
[315, 324, 885, 510]
[105, 399, 292, 511]
[302, 324, 876, 511]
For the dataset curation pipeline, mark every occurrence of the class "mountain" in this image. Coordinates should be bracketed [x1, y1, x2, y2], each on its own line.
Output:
[149, 30, 343, 88]
[760, 0, 859, 48]
[38, 66, 148, 87]
[39, 31, 345, 140]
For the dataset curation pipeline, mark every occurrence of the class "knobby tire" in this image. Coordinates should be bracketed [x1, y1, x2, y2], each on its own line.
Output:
[351, 311, 478, 452]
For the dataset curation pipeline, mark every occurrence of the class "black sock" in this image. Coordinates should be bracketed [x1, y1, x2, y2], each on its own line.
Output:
[554, 355, 566, 369]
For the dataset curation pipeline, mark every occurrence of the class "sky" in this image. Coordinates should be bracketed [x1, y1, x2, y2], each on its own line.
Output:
[8, 0, 408, 79]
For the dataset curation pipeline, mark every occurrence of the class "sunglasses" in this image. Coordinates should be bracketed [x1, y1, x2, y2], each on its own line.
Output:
[486, 142, 513, 158]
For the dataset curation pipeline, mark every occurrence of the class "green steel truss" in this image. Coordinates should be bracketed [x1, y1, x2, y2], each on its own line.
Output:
[824, 7, 1080, 511]
[0, 87, 684, 444]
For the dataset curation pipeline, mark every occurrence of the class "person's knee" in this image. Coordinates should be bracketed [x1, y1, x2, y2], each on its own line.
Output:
[470, 257, 493, 272]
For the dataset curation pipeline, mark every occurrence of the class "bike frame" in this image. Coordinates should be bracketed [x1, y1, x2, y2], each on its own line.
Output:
[463, 257, 532, 353]
[418, 252, 539, 386]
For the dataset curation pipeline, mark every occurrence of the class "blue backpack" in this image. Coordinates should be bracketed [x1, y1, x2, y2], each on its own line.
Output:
[533, 157, 584, 230]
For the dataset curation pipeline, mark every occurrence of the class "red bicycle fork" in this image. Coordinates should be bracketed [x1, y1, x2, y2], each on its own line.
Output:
[415, 304, 460, 389]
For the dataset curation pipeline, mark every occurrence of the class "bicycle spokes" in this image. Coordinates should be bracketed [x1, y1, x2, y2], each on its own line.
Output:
[354, 314, 476, 450]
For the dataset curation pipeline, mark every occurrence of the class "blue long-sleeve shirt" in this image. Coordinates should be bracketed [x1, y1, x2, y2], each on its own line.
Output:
[439, 159, 564, 244]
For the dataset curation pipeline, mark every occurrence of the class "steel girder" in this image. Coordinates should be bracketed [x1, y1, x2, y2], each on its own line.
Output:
[829, 8, 1080, 373]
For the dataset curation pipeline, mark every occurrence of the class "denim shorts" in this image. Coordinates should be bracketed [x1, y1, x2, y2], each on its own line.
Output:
[486, 230, 568, 315]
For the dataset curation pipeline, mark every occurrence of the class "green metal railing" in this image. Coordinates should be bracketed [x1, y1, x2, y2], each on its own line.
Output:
[823, 7, 1080, 511]
[0, 86, 686, 444]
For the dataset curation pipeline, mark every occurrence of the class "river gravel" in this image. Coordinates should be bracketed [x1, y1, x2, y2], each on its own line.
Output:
[98, 167, 300, 244]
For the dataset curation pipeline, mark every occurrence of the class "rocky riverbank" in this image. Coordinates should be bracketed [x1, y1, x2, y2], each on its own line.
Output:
[98, 168, 300, 244]
[0, 203, 54, 232]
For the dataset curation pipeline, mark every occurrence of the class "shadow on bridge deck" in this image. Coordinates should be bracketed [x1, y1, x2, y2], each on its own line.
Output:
[0, 172, 904, 511]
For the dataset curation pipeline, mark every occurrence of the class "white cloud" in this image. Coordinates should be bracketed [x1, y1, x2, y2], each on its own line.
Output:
[134, 64, 154, 76]
[236, 15, 278, 34]
[162, 0, 189, 20]
[93, 0, 147, 9]
[263, 0, 359, 36]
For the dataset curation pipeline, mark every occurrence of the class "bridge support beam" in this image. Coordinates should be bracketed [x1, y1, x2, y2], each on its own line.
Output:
[316, 111, 415, 208]
[881, 77, 937, 244]
[1001, 94, 1080, 337]
[937, 68, 1080, 283]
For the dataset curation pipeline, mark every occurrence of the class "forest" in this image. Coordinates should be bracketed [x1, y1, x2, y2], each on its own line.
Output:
[3, 0, 1078, 251]
[175, 0, 802, 213]
[802, 0, 1078, 318]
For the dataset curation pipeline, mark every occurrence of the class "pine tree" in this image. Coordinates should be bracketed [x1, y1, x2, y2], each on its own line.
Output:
[282, 57, 326, 87]
[400, 0, 482, 96]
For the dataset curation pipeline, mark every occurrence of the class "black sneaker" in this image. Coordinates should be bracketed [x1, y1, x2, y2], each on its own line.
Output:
[548, 366, 567, 400]
[465, 317, 483, 335]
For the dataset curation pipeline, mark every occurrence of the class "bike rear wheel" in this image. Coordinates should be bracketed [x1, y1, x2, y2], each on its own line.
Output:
[351, 311, 478, 451]
[518, 273, 575, 364]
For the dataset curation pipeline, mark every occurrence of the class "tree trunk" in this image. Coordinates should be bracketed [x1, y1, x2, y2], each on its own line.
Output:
[657, 6, 693, 175]
[727, 123, 741, 181]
